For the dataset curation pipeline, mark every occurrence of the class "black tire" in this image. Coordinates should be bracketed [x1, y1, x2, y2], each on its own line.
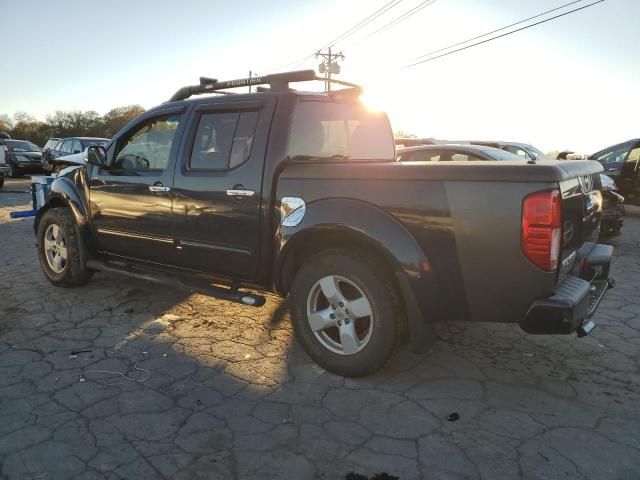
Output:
[37, 207, 93, 287]
[290, 250, 401, 377]
[0, 175, 4, 188]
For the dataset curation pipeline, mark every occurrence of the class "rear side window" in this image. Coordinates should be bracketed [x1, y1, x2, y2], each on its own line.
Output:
[189, 111, 259, 170]
[287, 101, 394, 160]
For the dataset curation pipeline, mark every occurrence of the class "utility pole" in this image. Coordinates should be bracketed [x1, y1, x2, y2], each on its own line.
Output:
[316, 47, 344, 92]
[248, 70, 258, 93]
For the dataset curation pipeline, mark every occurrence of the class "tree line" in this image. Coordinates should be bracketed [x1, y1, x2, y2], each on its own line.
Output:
[0, 106, 145, 147]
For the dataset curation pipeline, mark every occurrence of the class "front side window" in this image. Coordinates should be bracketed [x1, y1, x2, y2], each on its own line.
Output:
[287, 101, 394, 160]
[626, 146, 640, 163]
[594, 142, 633, 164]
[114, 115, 180, 171]
[189, 111, 259, 170]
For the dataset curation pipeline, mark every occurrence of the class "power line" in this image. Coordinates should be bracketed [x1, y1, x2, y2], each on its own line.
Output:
[319, 0, 404, 50]
[403, 0, 605, 69]
[272, 53, 316, 72]
[270, 0, 404, 72]
[343, 0, 438, 51]
[408, 0, 586, 63]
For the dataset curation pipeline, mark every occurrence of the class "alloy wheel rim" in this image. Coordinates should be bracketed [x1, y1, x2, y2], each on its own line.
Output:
[44, 224, 68, 274]
[306, 274, 374, 355]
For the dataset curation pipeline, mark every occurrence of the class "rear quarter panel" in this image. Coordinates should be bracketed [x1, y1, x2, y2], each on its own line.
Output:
[276, 162, 559, 324]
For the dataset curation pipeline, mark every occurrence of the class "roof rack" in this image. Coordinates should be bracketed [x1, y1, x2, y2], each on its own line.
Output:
[168, 70, 362, 102]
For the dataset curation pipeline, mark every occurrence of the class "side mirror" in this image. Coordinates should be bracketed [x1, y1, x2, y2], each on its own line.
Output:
[86, 145, 107, 167]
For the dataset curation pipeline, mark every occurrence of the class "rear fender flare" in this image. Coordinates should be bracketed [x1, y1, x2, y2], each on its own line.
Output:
[273, 198, 438, 351]
[275, 198, 427, 285]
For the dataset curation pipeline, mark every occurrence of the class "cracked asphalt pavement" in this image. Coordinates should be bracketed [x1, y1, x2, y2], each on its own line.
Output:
[1, 178, 639, 479]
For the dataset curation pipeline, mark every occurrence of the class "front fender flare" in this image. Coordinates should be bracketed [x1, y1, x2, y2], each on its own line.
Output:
[34, 170, 94, 261]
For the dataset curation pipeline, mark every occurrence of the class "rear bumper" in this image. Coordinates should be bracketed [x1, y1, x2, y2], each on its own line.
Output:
[521, 244, 613, 335]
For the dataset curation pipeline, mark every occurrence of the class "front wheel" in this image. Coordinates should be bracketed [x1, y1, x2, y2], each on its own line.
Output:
[289, 250, 401, 377]
[37, 207, 92, 287]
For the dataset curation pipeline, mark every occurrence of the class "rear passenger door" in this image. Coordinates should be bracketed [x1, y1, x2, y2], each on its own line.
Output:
[171, 98, 275, 281]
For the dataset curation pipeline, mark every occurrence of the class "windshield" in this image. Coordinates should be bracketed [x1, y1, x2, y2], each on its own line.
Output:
[525, 144, 550, 161]
[6, 140, 40, 152]
[483, 149, 525, 161]
[287, 100, 395, 160]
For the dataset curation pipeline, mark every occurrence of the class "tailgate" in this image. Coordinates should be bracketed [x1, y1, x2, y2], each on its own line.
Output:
[558, 162, 604, 276]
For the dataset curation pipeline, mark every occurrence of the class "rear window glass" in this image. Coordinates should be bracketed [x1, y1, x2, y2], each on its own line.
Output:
[287, 101, 394, 160]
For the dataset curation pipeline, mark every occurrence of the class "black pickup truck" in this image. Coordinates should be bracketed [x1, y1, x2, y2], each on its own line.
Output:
[32, 71, 613, 377]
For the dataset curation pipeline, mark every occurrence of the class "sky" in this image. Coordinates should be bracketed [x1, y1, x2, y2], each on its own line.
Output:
[0, 0, 638, 153]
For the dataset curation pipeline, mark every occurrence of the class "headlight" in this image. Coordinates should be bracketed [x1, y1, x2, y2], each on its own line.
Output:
[16, 155, 31, 163]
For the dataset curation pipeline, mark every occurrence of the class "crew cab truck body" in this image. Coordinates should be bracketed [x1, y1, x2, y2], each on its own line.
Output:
[30, 71, 613, 377]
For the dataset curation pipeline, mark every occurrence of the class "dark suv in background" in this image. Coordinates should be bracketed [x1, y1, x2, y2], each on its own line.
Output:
[590, 138, 640, 203]
[1, 139, 46, 177]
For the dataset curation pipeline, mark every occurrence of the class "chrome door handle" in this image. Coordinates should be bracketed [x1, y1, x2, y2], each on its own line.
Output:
[226, 189, 255, 197]
[149, 185, 171, 192]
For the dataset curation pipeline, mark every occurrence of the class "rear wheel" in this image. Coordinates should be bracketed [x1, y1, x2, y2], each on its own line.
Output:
[37, 207, 92, 287]
[289, 250, 401, 377]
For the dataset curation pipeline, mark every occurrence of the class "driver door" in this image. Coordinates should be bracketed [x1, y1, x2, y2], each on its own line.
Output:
[89, 108, 186, 265]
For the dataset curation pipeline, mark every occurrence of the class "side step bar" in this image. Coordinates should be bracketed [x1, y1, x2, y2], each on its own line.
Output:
[86, 260, 266, 307]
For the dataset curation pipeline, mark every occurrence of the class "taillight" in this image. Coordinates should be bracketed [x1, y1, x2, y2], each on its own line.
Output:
[522, 189, 562, 272]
